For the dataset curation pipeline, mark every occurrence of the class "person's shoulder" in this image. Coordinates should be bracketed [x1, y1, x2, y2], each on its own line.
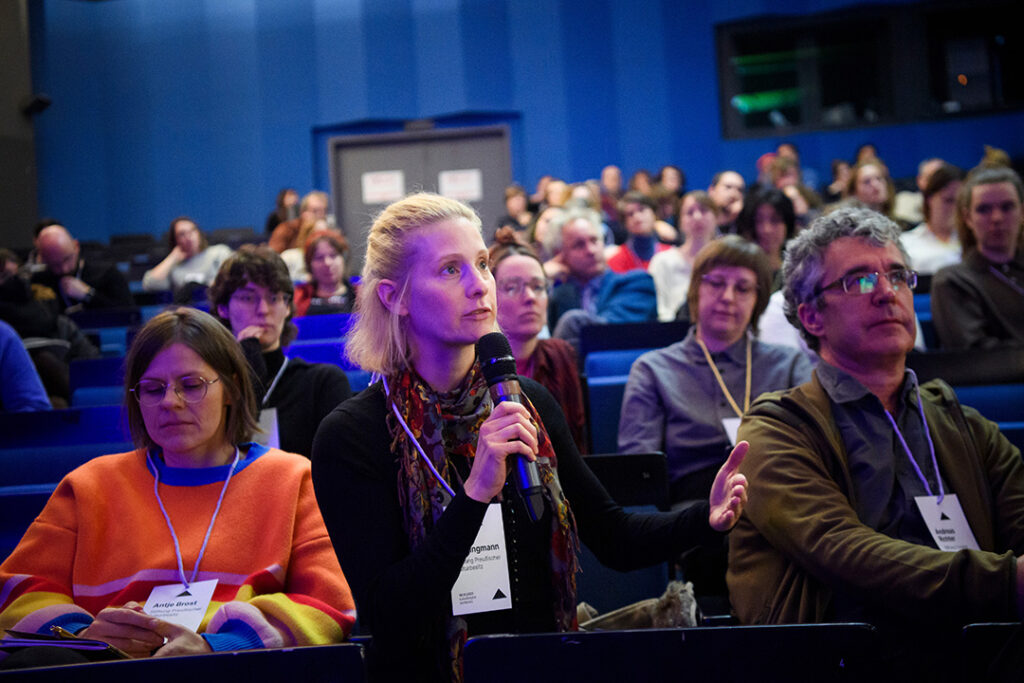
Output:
[65, 449, 146, 483]
[249, 445, 312, 475]
[322, 380, 385, 426]
[522, 376, 560, 416]
[207, 243, 234, 258]
[537, 337, 577, 361]
[753, 338, 809, 362]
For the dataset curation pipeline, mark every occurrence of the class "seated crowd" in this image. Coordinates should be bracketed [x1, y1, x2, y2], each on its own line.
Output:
[1, 141, 1023, 679]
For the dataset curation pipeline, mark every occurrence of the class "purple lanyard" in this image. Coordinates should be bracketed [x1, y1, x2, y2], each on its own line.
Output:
[883, 382, 944, 503]
[147, 448, 240, 588]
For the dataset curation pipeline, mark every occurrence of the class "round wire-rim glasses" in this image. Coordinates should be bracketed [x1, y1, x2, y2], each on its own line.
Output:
[131, 376, 220, 407]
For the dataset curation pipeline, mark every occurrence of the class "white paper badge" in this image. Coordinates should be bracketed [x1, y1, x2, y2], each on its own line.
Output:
[914, 494, 980, 552]
[451, 504, 512, 616]
[254, 407, 280, 449]
[721, 417, 741, 446]
[144, 579, 218, 632]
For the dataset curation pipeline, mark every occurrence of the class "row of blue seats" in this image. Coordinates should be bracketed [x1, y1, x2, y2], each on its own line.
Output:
[586, 346, 1024, 455]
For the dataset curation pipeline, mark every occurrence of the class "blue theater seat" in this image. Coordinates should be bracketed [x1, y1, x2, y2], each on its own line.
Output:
[292, 313, 356, 342]
[0, 405, 133, 560]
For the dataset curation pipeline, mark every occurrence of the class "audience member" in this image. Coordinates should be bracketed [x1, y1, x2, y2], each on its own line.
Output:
[142, 216, 233, 301]
[209, 246, 352, 458]
[736, 188, 797, 289]
[931, 166, 1024, 349]
[293, 229, 355, 316]
[708, 171, 746, 233]
[628, 169, 654, 194]
[607, 192, 672, 273]
[599, 165, 626, 243]
[728, 206, 1024, 674]
[0, 319, 51, 412]
[893, 158, 945, 225]
[0, 307, 355, 665]
[265, 187, 299, 235]
[822, 159, 851, 204]
[855, 142, 878, 164]
[0, 255, 99, 407]
[619, 235, 811, 503]
[490, 227, 587, 452]
[310, 192, 747, 682]
[496, 184, 534, 233]
[31, 223, 133, 313]
[528, 205, 564, 262]
[268, 190, 329, 253]
[545, 205, 657, 347]
[768, 156, 821, 230]
[899, 163, 965, 275]
[649, 190, 719, 322]
[776, 142, 819, 190]
[844, 159, 896, 221]
[653, 165, 686, 224]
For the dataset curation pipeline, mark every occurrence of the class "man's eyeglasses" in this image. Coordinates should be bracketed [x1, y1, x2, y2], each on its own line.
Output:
[131, 376, 220, 407]
[230, 290, 291, 308]
[497, 277, 548, 299]
[700, 275, 758, 298]
[816, 268, 918, 297]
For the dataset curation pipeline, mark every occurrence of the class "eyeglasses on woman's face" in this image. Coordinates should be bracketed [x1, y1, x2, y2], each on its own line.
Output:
[497, 277, 547, 299]
[700, 274, 758, 299]
[131, 376, 220, 407]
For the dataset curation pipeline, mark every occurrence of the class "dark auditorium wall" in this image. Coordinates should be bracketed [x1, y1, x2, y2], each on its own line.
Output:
[25, 0, 1024, 243]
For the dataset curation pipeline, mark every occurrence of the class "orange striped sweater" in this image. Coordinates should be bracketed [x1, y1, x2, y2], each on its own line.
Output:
[0, 445, 355, 651]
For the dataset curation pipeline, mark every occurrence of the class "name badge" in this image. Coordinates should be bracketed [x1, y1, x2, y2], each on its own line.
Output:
[254, 408, 280, 449]
[451, 504, 512, 616]
[721, 417, 741, 446]
[144, 579, 218, 632]
[914, 494, 980, 552]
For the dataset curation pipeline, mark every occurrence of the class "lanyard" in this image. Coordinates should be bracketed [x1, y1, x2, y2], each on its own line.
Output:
[988, 265, 1024, 297]
[148, 447, 241, 588]
[696, 334, 752, 419]
[883, 381, 944, 502]
[379, 374, 457, 498]
[262, 356, 289, 406]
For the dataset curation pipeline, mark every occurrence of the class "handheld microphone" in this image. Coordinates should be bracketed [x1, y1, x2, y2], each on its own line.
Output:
[476, 332, 546, 522]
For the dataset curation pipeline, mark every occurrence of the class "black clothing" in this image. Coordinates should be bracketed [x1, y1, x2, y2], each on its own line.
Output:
[311, 378, 720, 682]
[31, 259, 133, 313]
[241, 339, 351, 458]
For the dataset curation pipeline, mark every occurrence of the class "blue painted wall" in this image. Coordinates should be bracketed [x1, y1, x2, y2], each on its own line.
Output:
[28, 0, 1024, 242]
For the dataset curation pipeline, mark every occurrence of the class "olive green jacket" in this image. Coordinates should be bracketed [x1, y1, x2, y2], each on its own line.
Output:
[728, 372, 1024, 627]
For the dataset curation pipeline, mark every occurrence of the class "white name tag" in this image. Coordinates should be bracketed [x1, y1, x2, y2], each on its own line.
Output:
[144, 579, 218, 632]
[914, 494, 980, 552]
[721, 417, 741, 446]
[451, 504, 512, 616]
[254, 408, 280, 449]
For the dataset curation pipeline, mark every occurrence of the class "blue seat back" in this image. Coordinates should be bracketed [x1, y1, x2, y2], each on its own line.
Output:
[292, 313, 356, 341]
[584, 348, 652, 379]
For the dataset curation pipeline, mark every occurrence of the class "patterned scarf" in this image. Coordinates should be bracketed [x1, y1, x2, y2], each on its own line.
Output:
[386, 362, 580, 682]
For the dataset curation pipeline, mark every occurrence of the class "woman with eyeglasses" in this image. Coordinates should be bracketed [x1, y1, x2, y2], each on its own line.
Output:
[0, 308, 355, 665]
[209, 245, 351, 458]
[490, 227, 587, 453]
[293, 229, 355, 317]
[619, 235, 812, 504]
[311, 193, 748, 683]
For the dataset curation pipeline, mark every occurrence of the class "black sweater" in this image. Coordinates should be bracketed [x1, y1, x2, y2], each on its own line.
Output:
[241, 339, 351, 458]
[311, 378, 720, 682]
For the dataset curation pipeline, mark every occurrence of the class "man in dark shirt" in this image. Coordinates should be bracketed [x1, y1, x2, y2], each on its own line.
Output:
[31, 224, 133, 313]
[728, 206, 1024, 672]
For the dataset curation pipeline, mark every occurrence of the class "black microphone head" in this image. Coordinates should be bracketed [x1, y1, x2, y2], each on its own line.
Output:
[476, 332, 517, 384]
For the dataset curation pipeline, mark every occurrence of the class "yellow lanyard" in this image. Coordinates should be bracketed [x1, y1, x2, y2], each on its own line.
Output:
[696, 333, 752, 419]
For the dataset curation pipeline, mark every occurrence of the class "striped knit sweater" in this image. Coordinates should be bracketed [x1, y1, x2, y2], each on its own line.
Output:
[0, 444, 355, 651]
